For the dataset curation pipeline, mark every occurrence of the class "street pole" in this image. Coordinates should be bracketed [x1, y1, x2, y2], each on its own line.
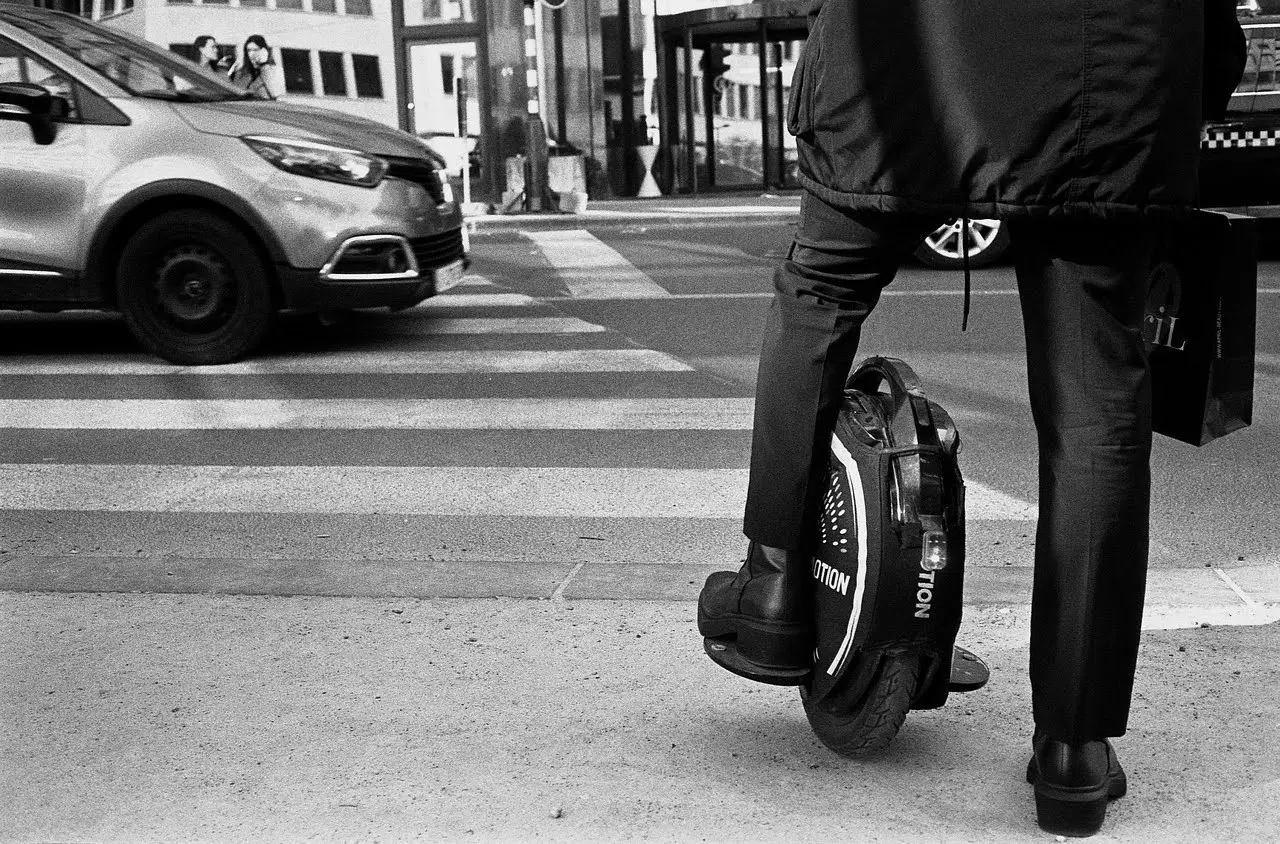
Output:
[456, 76, 471, 207]
[522, 0, 551, 211]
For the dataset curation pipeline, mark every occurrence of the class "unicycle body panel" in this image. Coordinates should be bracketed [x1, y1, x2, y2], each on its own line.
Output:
[802, 357, 983, 754]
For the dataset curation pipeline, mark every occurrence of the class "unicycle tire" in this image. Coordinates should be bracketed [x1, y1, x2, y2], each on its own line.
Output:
[800, 652, 920, 756]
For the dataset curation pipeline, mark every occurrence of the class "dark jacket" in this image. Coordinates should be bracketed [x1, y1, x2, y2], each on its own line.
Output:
[788, 0, 1247, 219]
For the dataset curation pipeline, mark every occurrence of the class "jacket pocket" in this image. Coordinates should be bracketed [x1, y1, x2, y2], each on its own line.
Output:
[787, 17, 821, 136]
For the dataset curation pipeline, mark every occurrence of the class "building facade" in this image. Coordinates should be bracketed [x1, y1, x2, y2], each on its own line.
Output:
[16, 0, 801, 200]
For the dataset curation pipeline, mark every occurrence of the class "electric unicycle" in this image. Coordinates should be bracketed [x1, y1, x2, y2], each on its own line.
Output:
[705, 356, 990, 755]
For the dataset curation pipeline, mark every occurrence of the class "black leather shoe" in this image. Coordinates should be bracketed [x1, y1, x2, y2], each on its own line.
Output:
[697, 542, 814, 681]
[1026, 734, 1127, 837]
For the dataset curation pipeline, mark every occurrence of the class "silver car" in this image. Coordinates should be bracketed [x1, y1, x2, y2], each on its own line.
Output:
[0, 5, 467, 364]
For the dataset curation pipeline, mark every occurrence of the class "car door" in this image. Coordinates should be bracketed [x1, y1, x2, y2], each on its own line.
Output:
[0, 31, 88, 303]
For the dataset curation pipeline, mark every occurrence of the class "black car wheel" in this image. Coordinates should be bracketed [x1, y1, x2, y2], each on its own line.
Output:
[116, 210, 275, 365]
[914, 218, 1010, 269]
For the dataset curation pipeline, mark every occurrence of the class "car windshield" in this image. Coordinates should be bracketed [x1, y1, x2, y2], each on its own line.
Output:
[3, 9, 251, 102]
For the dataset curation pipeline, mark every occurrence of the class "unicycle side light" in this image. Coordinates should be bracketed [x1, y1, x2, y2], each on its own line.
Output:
[921, 528, 948, 571]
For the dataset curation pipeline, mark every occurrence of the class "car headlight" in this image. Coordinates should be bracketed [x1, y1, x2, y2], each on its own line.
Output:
[437, 171, 455, 204]
[242, 135, 388, 188]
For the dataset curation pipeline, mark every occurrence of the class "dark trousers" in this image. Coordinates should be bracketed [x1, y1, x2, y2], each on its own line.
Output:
[745, 191, 1154, 740]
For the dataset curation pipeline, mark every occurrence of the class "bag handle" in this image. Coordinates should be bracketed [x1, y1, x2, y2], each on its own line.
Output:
[848, 356, 926, 447]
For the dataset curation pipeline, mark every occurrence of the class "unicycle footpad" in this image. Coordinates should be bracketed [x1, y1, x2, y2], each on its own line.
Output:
[947, 645, 989, 692]
[703, 637, 810, 686]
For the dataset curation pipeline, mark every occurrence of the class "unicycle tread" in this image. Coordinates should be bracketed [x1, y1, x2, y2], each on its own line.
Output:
[801, 653, 919, 756]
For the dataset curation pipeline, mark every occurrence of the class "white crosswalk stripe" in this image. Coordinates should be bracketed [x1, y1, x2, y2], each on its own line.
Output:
[416, 292, 539, 308]
[0, 464, 1032, 520]
[0, 398, 755, 430]
[385, 316, 606, 334]
[0, 349, 693, 376]
[523, 229, 672, 299]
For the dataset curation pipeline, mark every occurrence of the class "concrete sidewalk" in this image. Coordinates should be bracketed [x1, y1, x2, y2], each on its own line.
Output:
[2, 585, 1277, 843]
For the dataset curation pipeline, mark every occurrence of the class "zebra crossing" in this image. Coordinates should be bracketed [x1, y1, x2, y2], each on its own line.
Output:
[0, 268, 1045, 599]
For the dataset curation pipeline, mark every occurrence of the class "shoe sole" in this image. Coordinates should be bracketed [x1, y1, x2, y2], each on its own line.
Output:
[1026, 755, 1126, 838]
[1033, 789, 1108, 838]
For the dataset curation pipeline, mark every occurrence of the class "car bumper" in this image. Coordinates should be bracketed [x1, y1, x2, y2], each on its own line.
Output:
[277, 229, 468, 312]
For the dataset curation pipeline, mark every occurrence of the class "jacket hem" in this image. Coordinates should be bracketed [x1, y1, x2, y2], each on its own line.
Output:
[797, 174, 1194, 221]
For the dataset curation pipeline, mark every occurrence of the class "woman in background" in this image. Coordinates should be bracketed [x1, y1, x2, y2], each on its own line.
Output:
[228, 34, 276, 100]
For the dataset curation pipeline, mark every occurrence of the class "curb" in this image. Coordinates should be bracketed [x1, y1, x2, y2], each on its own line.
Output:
[3, 556, 1277, 628]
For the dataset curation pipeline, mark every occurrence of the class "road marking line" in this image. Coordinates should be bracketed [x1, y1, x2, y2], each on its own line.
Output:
[0, 349, 693, 376]
[1141, 604, 1280, 629]
[405, 316, 606, 334]
[0, 464, 1041, 520]
[0, 465, 749, 518]
[525, 289, 1025, 302]
[1215, 568, 1260, 607]
[0, 398, 757, 430]
[524, 229, 672, 299]
[420, 293, 538, 308]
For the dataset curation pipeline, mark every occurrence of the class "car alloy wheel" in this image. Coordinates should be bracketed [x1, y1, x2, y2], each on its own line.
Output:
[914, 218, 1010, 269]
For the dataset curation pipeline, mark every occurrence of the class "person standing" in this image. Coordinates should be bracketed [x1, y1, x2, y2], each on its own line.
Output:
[697, 0, 1246, 837]
[228, 34, 277, 100]
[192, 35, 230, 74]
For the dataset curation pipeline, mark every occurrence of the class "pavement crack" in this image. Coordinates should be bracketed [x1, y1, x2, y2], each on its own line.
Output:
[551, 561, 585, 602]
[1214, 567, 1260, 608]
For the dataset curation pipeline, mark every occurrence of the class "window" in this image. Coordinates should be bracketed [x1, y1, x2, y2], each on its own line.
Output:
[404, 0, 476, 26]
[276, 0, 303, 9]
[0, 38, 80, 120]
[166, 0, 194, 4]
[319, 51, 346, 96]
[240, 0, 267, 7]
[345, 0, 372, 14]
[168, 42, 197, 62]
[440, 54, 454, 95]
[202, 0, 229, 5]
[101, 0, 115, 14]
[280, 48, 314, 95]
[312, 0, 337, 12]
[738, 84, 750, 120]
[1233, 24, 1280, 114]
[352, 53, 382, 98]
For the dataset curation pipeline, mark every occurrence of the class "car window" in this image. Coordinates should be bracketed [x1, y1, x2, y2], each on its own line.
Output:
[0, 36, 79, 120]
[1231, 20, 1280, 116]
[3, 10, 248, 102]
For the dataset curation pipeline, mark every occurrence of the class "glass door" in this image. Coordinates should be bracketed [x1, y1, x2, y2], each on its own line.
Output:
[407, 40, 482, 203]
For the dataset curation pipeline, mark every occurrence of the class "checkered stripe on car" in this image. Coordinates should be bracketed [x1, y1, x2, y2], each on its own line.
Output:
[1202, 128, 1280, 148]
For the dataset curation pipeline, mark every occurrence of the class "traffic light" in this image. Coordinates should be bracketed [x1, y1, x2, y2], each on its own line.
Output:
[699, 43, 731, 81]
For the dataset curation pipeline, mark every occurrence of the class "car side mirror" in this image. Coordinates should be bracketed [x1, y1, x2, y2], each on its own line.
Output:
[0, 81, 58, 145]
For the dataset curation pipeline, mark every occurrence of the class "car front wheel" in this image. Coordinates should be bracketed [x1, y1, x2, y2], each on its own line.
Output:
[116, 209, 275, 365]
[914, 218, 1010, 269]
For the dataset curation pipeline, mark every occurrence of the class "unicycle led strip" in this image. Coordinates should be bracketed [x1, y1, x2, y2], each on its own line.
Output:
[827, 434, 872, 676]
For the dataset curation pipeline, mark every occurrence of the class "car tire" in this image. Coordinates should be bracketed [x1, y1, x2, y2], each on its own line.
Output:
[913, 218, 1010, 269]
[116, 209, 275, 365]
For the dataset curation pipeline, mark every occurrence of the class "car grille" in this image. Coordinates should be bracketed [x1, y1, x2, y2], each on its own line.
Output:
[383, 156, 446, 206]
[410, 229, 465, 272]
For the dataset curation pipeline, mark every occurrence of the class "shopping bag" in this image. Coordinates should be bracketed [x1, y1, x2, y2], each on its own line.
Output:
[1144, 210, 1257, 446]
